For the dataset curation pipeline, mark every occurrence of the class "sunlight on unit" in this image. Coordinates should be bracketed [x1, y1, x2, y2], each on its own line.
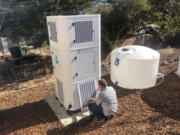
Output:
[47, 15, 101, 111]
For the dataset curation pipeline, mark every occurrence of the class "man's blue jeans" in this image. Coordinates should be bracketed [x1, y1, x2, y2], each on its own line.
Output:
[88, 103, 106, 120]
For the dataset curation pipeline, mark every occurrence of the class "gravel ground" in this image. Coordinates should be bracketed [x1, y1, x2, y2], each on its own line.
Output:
[0, 72, 179, 135]
[0, 48, 180, 135]
[49, 73, 180, 135]
[0, 84, 63, 135]
[159, 48, 180, 75]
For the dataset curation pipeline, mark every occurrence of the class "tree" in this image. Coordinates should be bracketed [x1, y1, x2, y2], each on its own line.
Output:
[1, 0, 91, 47]
[148, 0, 180, 47]
[86, 0, 180, 51]
[85, 0, 151, 51]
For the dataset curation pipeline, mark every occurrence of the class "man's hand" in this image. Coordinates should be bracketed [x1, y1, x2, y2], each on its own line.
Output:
[88, 98, 96, 103]
[96, 87, 101, 91]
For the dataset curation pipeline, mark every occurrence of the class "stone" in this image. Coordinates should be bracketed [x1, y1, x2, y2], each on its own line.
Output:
[174, 57, 179, 62]
[161, 61, 168, 66]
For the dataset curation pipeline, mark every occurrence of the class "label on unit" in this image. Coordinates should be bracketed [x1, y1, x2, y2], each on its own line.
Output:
[51, 48, 61, 77]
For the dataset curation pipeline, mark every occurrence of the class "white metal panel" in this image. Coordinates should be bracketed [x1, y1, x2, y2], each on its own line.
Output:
[56, 78, 64, 102]
[72, 85, 81, 110]
[71, 47, 99, 82]
[94, 47, 100, 76]
[76, 49, 95, 79]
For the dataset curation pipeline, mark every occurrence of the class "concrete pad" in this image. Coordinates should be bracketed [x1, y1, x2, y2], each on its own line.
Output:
[45, 93, 91, 126]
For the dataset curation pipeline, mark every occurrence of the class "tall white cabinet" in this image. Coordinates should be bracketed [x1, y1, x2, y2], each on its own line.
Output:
[47, 15, 101, 111]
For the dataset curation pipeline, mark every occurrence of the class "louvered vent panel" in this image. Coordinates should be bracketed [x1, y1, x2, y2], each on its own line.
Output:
[74, 21, 93, 43]
[79, 80, 96, 106]
[56, 79, 64, 102]
[48, 22, 57, 42]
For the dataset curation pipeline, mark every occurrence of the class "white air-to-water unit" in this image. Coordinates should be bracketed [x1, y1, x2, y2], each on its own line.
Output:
[47, 15, 101, 111]
[111, 45, 160, 89]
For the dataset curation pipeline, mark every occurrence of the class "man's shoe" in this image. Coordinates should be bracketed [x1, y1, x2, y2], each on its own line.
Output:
[105, 114, 115, 121]
[95, 117, 105, 122]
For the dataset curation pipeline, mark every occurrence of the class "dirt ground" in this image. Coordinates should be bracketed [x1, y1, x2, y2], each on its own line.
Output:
[0, 72, 179, 135]
[0, 48, 180, 135]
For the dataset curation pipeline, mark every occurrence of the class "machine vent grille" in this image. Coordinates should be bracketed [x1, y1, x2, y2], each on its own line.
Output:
[48, 22, 57, 42]
[56, 78, 64, 102]
[79, 80, 96, 106]
[74, 21, 93, 43]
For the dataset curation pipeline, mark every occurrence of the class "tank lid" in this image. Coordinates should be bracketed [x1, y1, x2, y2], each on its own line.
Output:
[113, 45, 160, 60]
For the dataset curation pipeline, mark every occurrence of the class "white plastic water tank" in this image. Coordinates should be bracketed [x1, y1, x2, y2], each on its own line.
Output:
[111, 45, 160, 89]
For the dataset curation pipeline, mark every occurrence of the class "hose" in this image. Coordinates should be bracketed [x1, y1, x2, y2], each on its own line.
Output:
[154, 72, 165, 87]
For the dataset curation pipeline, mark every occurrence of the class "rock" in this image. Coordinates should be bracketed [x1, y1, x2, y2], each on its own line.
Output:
[45, 80, 52, 84]
[12, 87, 19, 90]
[161, 61, 169, 66]
[159, 48, 175, 55]
[174, 57, 179, 62]
[19, 86, 28, 89]
[170, 59, 174, 63]
[35, 80, 44, 84]
[39, 82, 45, 85]
[102, 64, 106, 67]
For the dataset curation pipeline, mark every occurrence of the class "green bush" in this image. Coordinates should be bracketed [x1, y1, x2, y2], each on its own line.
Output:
[1, 0, 179, 50]
[85, 0, 151, 52]
[1, 0, 91, 47]
[86, 0, 179, 51]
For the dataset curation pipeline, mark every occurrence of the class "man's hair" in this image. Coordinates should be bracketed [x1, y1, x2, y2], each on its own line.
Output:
[98, 79, 107, 88]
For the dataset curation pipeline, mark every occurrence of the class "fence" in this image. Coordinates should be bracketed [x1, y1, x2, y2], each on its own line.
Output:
[0, 55, 53, 87]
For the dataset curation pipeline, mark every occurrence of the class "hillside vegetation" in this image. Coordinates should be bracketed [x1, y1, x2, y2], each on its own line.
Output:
[0, 0, 179, 50]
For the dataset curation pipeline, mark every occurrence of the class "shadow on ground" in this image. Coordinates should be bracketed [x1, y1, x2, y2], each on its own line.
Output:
[141, 73, 180, 121]
[47, 116, 105, 135]
[0, 100, 57, 135]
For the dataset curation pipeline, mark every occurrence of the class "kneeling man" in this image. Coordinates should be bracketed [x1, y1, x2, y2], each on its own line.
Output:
[88, 79, 118, 121]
